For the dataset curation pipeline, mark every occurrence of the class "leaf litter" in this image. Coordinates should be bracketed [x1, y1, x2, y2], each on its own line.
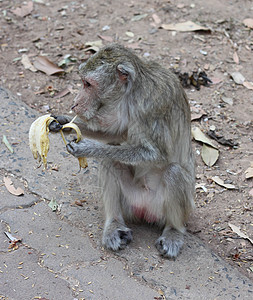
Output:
[3, 177, 24, 196]
[33, 56, 65, 76]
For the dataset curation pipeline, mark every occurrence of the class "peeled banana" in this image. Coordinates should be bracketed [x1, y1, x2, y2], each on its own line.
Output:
[29, 115, 88, 169]
[29, 114, 54, 168]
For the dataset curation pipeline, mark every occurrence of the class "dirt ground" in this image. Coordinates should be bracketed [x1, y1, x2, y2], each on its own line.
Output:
[1, 0, 253, 281]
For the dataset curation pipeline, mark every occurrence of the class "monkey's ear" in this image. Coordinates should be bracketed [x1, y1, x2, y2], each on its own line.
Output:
[117, 63, 135, 82]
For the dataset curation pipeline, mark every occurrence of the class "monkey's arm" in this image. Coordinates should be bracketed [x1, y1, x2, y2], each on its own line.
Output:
[66, 138, 158, 164]
[49, 115, 125, 144]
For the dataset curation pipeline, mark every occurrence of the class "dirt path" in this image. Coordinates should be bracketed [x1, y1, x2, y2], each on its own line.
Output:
[1, 0, 252, 280]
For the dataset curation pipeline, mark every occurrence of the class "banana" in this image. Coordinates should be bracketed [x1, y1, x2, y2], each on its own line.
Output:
[61, 122, 88, 169]
[29, 114, 54, 168]
[29, 115, 88, 169]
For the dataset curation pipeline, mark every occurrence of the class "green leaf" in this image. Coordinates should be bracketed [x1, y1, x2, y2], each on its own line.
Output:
[48, 199, 58, 211]
[2, 135, 14, 153]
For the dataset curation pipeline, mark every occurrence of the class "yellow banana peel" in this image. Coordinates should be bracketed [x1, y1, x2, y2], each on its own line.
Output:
[29, 115, 88, 169]
[29, 114, 54, 168]
[61, 122, 88, 169]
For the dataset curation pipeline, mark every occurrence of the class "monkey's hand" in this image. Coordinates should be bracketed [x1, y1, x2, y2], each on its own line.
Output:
[48, 115, 72, 132]
[66, 139, 158, 164]
[66, 139, 99, 158]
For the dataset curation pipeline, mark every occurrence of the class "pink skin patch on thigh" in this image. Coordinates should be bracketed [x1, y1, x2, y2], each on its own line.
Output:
[133, 206, 157, 223]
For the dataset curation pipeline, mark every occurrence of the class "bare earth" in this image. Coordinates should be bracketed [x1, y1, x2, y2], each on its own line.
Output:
[0, 0, 253, 281]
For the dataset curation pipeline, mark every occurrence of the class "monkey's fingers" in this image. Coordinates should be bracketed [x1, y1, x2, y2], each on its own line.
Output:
[48, 120, 63, 132]
[62, 123, 82, 143]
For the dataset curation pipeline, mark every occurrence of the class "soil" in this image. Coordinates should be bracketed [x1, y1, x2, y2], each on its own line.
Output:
[1, 0, 253, 280]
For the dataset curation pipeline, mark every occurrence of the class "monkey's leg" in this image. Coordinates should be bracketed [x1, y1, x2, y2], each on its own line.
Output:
[100, 160, 133, 251]
[155, 163, 195, 258]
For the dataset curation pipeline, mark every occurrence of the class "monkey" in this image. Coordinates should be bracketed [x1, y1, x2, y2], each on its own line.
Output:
[49, 44, 195, 258]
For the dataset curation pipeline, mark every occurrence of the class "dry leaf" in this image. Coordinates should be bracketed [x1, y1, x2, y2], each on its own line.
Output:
[230, 72, 245, 85]
[21, 54, 37, 72]
[210, 77, 223, 85]
[126, 31, 134, 37]
[85, 40, 103, 49]
[245, 166, 253, 179]
[161, 21, 209, 32]
[152, 13, 161, 24]
[228, 223, 253, 245]
[243, 18, 253, 29]
[2, 135, 14, 153]
[11, 1, 33, 17]
[233, 52, 239, 64]
[3, 177, 24, 196]
[191, 127, 218, 149]
[221, 96, 233, 106]
[98, 35, 113, 42]
[54, 85, 73, 99]
[201, 144, 219, 167]
[195, 183, 207, 192]
[243, 81, 253, 90]
[33, 56, 64, 76]
[126, 43, 142, 50]
[131, 14, 148, 22]
[190, 107, 206, 121]
[211, 176, 236, 189]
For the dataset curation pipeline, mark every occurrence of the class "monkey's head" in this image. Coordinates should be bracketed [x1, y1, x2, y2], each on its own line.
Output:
[72, 44, 139, 130]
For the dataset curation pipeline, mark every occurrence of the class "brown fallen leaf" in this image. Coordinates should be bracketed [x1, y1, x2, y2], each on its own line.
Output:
[233, 52, 239, 64]
[161, 21, 210, 32]
[211, 176, 236, 189]
[3, 177, 24, 196]
[11, 1, 33, 18]
[229, 223, 253, 245]
[21, 54, 37, 72]
[243, 18, 253, 29]
[97, 35, 113, 43]
[210, 77, 223, 85]
[54, 85, 73, 99]
[33, 56, 64, 76]
[243, 81, 253, 90]
[126, 43, 142, 50]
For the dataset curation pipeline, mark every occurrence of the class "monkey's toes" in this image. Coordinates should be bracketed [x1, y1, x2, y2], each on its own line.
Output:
[102, 227, 133, 251]
[155, 236, 184, 259]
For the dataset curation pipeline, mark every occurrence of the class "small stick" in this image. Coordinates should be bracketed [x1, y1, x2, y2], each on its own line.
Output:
[70, 115, 77, 123]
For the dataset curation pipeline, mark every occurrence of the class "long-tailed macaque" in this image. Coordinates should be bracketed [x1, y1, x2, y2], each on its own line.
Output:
[50, 44, 195, 258]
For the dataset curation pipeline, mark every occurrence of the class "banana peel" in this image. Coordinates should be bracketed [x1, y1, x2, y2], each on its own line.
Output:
[29, 114, 54, 168]
[29, 115, 88, 169]
[61, 122, 88, 169]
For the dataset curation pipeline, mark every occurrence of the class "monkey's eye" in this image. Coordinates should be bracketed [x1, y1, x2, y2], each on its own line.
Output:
[82, 79, 91, 88]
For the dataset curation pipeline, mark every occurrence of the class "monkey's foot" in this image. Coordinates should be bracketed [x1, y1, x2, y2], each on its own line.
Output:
[102, 225, 133, 251]
[155, 230, 184, 259]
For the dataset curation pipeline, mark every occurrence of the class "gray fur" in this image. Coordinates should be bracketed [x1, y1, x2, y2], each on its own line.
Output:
[56, 44, 195, 258]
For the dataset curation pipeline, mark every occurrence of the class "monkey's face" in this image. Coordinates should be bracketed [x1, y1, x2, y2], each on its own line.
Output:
[72, 45, 137, 131]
